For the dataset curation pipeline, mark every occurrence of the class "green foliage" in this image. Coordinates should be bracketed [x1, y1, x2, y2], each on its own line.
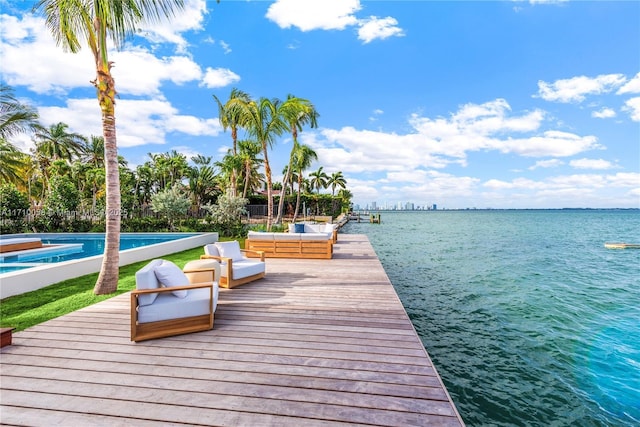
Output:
[150, 186, 190, 230]
[203, 193, 248, 237]
[0, 183, 29, 221]
[38, 175, 81, 230]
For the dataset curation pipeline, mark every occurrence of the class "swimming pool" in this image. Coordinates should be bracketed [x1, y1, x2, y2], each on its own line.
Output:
[0, 233, 203, 273]
[0, 232, 218, 299]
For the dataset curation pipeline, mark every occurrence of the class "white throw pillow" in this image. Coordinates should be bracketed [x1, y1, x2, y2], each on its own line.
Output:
[204, 244, 220, 257]
[215, 241, 244, 261]
[154, 260, 189, 298]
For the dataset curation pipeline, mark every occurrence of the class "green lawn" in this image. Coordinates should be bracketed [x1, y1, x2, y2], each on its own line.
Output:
[0, 244, 224, 332]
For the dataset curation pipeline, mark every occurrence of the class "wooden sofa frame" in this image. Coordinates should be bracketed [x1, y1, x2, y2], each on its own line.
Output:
[131, 282, 214, 342]
[200, 249, 266, 288]
[245, 238, 333, 260]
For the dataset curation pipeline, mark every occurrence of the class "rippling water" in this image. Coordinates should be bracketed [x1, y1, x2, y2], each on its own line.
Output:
[342, 210, 640, 426]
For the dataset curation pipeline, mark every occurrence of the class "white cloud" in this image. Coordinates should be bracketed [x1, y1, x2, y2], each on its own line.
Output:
[219, 40, 232, 54]
[357, 16, 404, 44]
[37, 98, 221, 149]
[569, 158, 616, 170]
[135, 0, 208, 52]
[622, 97, 640, 121]
[591, 108, 616, 119]
[529, 159, 564, 170]
[266, 0, 360, 31]
[266, 0, 403, 43]
[315, 99, 600, 185]
[0, 12, 203, 96]
[201, 68, 240, 88]
[112, 49, 202, 95]
[537, 74, 626, 103]
[617, 72, 640, 94]
[0, 13, 95, 94]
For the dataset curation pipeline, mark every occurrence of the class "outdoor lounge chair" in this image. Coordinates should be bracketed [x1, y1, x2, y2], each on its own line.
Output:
[201, 241, 266, 288]
[131, 259, 220, 342]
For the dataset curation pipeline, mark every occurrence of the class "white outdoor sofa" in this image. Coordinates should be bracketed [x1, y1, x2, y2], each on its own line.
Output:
[288, 222, 338, 243]
[245, 229, 333, 259]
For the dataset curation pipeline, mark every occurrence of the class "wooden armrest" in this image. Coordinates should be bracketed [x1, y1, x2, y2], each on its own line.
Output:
[132, 282, 213, 296]
[241, 249, 265, 261]
[200, 254, 229, 262]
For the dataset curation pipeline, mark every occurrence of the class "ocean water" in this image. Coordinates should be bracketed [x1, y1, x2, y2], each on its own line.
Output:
[342, 210, 640, 427]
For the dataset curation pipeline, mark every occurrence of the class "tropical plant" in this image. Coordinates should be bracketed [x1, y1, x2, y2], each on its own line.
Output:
[291, 144, 317, 223]
[0, 85, 39, 186]
[275, 94, 318, 224]
[0, 183, 29, 222]
[328, 171, 347, 196]
[237, 139, 263, 199]
[309, 166, 329, 194]
[35, 0, 187, 294]
[203, 193, 248, 237]
[213, 88, 251, 197]
[150, 185, 190, 231]
[33, 122, 87, 162]
[0, 84, 40, 142]
[243, 97, 289, 230]
[0, 140, 29, 186]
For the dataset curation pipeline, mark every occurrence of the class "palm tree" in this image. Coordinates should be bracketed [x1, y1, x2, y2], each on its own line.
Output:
[0, 84, 40, 142]
[275, 95, 318, 224]
[35, 0, 186, 295]
[328, 171, 347, 196]
[213, 88, 251, 196]
[33, 122, 87, 162]
[244, 97, 289, 230]
[309, 166, 329, 194]
[237, 139, 263, 199]
[0, 140, 30, 186]
[291, 144, 317, 223]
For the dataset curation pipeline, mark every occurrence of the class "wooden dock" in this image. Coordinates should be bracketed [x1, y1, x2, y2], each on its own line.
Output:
[0, 234, 464, 426]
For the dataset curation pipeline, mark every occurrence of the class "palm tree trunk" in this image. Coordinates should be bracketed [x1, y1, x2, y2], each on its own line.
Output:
[93, 69, 120, 295]
[263, 143, 273, 231]
[275, 164, 291, 224]
[292, 176, 303, 223]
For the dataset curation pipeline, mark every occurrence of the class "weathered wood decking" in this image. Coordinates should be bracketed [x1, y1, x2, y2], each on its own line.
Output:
[0, 234, 464, 426]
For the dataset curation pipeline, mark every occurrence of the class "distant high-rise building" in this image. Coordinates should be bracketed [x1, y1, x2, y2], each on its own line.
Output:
[433, 204, 437, 210]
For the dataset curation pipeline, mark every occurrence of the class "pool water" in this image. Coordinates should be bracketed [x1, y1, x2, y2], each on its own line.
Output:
[0, 233, 201, 274]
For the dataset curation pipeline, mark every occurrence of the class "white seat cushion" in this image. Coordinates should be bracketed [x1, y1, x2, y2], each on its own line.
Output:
[229, 259, 265, 279]
[137, 285, 218, 323]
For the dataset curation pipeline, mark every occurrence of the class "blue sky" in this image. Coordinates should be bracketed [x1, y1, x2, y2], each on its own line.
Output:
[1, 0, 639, 209]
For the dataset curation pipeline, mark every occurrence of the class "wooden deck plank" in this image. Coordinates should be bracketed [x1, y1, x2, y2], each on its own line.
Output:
[0, 234, 465, 426]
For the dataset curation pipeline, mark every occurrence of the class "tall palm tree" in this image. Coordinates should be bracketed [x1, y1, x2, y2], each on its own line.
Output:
[328, 171, 347, 196]
[291, 144, 317, 223]
[33, 122, 87, 162]
[35, 0, 186, 295]
[237, 139, 263, 199]
[213, 88, 251, 196]
[275, 95, 318, 224]
[309, 166, 329, 194]
[244, 97, 288, 230]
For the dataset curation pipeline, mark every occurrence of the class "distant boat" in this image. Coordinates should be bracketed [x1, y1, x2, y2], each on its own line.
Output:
[604, 242, 640, 249]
